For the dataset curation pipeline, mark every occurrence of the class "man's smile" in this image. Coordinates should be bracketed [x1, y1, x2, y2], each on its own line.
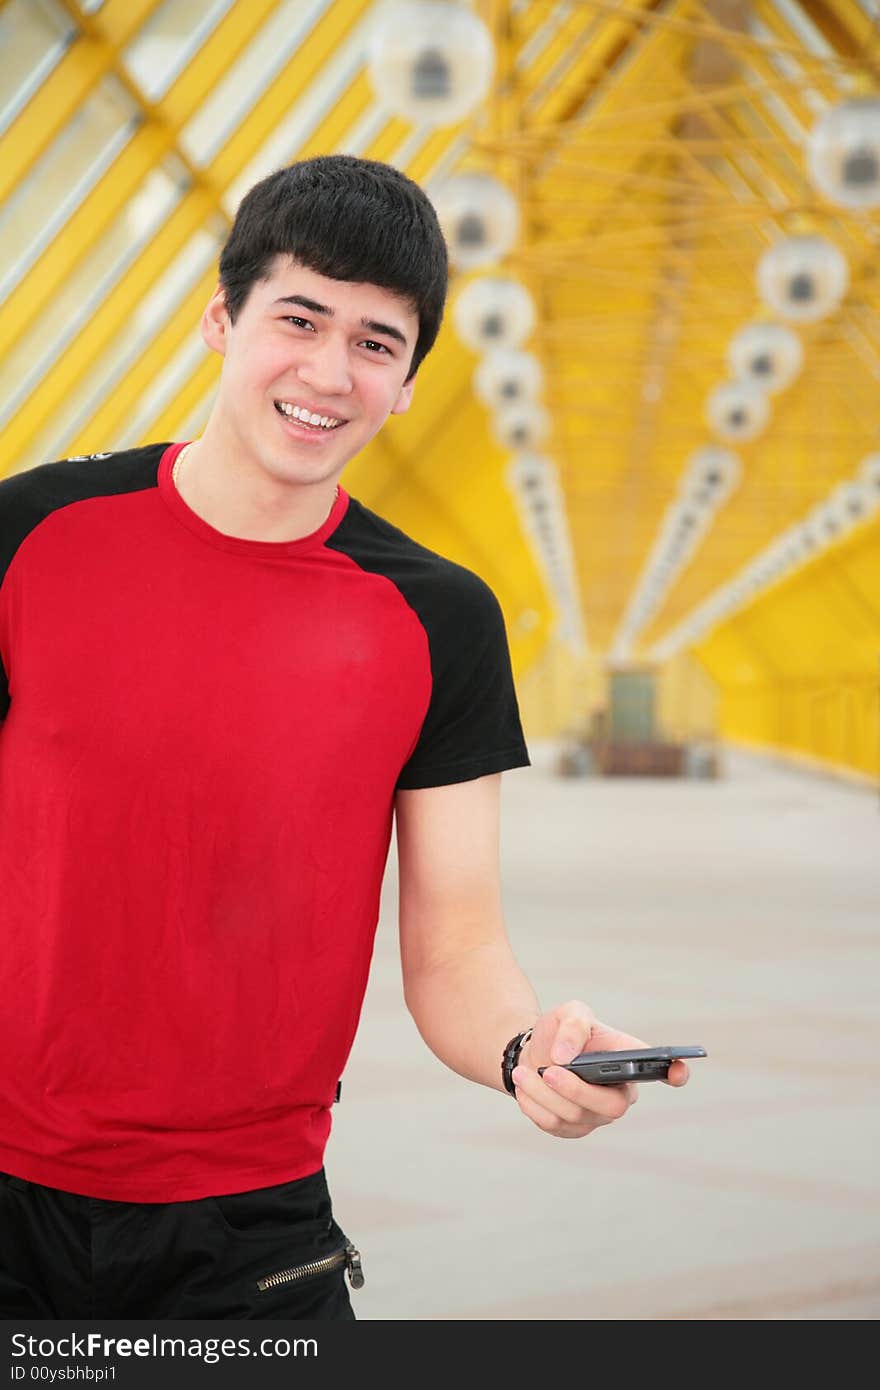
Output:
[273, 399, 346, 430]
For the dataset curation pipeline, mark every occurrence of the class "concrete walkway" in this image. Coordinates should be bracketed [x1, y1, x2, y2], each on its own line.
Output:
[328, 744, 880, 1320]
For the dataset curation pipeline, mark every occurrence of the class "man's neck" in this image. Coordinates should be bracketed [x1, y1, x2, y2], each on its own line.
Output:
[174, 436, 340, 543]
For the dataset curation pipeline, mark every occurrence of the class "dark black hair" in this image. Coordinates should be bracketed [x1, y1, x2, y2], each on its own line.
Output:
[218, 155, 448, 378]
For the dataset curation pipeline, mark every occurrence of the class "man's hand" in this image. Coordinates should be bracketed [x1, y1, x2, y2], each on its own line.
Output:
[513, 1000, 689, 1138]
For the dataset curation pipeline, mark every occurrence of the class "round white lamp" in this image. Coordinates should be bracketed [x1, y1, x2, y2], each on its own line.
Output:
[431, 172, 519, 270]
[506, 452, 550, 496]
[858, 452, 880, 496]
[809, 499, 845, 544]
[366, 2, 495, 127]
[706, 381, 770, 442]
[682, 445, 741, 505]
[806, 97, 880, 210]
[474, 347, 543, 408]
[756, 235, 849, 323]
[829, 479, 877, 527]
[452, 277, 535, 352]
[492, 401, 550, 451]
[728, 322, 803, 393]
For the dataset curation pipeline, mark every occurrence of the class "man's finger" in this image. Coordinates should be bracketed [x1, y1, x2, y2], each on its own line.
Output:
[664, 1059, 690, 1087]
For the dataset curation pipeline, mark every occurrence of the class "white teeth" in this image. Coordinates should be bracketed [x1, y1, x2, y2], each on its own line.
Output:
[277, 401, 340, 428]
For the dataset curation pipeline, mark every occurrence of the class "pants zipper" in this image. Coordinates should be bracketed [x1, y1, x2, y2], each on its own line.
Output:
[256, 1241, 364, 1293]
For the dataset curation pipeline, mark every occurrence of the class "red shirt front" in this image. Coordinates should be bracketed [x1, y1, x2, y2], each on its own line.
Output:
[0, 444, 529, 1200]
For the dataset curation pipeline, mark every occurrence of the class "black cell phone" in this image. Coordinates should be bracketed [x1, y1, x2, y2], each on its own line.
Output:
[537, 1045, 707, 1085]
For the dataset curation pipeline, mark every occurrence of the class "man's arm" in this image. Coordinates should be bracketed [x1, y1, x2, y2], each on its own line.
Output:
[395, 772, 540, 1092]
[395, 773, 687, 1138]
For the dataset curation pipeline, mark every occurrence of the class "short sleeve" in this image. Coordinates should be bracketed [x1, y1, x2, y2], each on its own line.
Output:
[396, 570, 530, 790]
[0, 476, 17, 723]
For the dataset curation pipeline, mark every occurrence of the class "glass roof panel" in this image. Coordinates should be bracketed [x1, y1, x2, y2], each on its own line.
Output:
[767, 0, 837, 58]
[176, 382, 218, 443]
[109, 328, 208, 450]
[0, 75, 139, 306]
[24, 228, 221, 469]
[221, 1, 375, 210]
[179, 0, 332, 167]
[0, 0, 75, 137]
[0, 162, 187, 432]
[123, 0, 236, 102]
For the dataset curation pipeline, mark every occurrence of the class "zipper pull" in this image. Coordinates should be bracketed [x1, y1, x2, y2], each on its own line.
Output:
[345, 1242, 365, 1290]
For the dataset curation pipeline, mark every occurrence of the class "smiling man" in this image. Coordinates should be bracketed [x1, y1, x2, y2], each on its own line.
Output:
[0, 155, 688, 1321]
[181, 260, 421, 538]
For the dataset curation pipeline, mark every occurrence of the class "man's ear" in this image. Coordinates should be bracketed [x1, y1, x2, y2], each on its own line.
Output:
[201, 285, 230, 356]
[390, 374, 416, 416]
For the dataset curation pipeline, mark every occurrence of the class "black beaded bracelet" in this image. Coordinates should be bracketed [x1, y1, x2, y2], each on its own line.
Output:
[501, 1027, 534, 1096]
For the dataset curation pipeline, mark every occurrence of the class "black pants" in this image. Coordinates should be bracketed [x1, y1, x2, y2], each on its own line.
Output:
[0, 1167, 357, 1319]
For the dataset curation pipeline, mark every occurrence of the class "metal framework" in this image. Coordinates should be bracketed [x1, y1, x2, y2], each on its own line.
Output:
[1, 0, 878, 770]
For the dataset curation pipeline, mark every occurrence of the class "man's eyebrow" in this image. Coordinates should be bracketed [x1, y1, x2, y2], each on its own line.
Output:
[274, 294, 332, 316]
[360, 317, 409, 348]
[273, 294, 409, 348]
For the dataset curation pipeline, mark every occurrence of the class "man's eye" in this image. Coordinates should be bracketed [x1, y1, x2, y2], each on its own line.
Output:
[285, 316, 314, 330]
[361, 340, 390, 354]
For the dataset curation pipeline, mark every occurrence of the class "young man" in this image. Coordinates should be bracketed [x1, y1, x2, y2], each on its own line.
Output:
[0, 155, 688, 1320]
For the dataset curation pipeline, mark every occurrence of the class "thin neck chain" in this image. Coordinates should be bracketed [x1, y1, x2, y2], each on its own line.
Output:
[171, 442, 192, 490]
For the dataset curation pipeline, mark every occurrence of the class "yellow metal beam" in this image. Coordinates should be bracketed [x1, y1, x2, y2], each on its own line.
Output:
[575, 0, 862, 71]
[530, 0, 676, 132]
[367, 426, 543, 622]
[0, 0, 280, 355]
[208, 0, 373, 190]
[0, 0, 162, 206]
[0, 122, 173, 364]
[74, 266, 218, 452]
[157, 0, 284, 131]
[2, 189, 217, 465]
[4, 0, 372, 468]
[293, 72, 375, 161]
[148, 347, 220, 447]
[800, 0, 880, 76]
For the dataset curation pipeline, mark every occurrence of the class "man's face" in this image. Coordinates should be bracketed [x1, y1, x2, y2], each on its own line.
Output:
[201, 256, 420, 488]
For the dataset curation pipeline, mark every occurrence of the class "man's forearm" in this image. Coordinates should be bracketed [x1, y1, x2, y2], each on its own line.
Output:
[403, 937, 541, 1092]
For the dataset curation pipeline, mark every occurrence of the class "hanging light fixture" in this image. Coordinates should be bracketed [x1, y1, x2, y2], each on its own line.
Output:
[366, 2, 495, 127]
[829, 479, 877, 528]
[756, 235, 849, 323]
[728, 322, 803, 393]
[809, 499, 845, 544]
[800, 513, 827, 551]
[681, 445, 741, 505]
[492, 401, 550, 451]
[474, 347, 543, 409]
[858, 452, 880, 496]
[452, 277, 535, 352]
[507, 452, 548, 494]
[806, 96, 880, 210]
[797, 520, 821, 555]
[774, 528, 808, 567]
[430, 172, 519, 270]
[705, 382, 770, 442]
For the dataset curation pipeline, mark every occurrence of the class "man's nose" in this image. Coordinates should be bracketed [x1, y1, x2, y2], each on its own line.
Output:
[297, 336, 354, 397]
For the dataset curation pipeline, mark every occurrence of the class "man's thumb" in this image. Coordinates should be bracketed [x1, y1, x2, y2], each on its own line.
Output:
[550, 1030, 584, 1065]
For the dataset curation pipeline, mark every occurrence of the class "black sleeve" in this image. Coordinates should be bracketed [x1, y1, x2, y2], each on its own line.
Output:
[0, 474, 18, 723]
[0, 446, 167, 726]
[396, 569, 530, 790]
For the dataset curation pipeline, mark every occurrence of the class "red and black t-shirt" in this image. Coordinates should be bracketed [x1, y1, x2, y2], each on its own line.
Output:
[0, 442, 530, 1201]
